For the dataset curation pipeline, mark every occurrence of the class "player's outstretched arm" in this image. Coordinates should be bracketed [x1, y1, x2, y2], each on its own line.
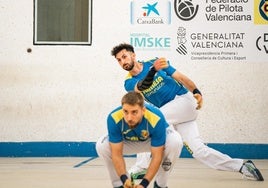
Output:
[172, 71, 203, 109]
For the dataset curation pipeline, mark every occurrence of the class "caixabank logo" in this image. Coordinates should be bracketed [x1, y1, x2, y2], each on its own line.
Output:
[130, 0, 171, 25]
[254, 0, 268, 24]
[174, 0, 199, 21]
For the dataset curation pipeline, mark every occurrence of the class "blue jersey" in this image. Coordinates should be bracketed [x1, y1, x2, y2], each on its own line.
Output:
[124, 58, 188, 108]
[107, 104, 168, 147]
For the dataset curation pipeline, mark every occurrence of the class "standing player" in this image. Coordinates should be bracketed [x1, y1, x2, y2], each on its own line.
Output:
[110, 43, 264, 181]
[96, 91, 183, 188]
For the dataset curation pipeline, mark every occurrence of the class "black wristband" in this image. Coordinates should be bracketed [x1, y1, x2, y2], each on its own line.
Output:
[140, 178, 150, 188]
[193, 88, 202, 96]
[120, 174, 128, 184]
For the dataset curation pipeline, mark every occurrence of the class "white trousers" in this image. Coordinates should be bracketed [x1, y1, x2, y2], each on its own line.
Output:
[96, 127, 183, 187]
[136, 92, 243, 172]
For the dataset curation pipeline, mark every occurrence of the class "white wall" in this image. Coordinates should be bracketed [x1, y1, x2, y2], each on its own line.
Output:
[0, 0, 267, 144]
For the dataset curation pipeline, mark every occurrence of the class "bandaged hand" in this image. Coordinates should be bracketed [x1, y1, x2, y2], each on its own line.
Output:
[194, 93, 203, 110]
[123, 179, 134, 188]
[134, 185, 144, 188]
[153, 58, 169, 71]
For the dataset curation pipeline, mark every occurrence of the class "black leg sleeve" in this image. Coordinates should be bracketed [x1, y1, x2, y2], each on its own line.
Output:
[137, 67, 156, 91]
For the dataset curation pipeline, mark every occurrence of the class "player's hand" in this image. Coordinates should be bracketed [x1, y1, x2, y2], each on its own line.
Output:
[134, 185, 144, 188]
[153, 57, 168, 71]
[194, 93, 203, 110]
[123, 179, 134, 188]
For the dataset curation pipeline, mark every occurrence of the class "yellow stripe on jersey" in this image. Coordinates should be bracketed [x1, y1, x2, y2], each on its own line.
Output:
[144, 109, 160, 128]
[125, 73, 133, 80]
[111, 109, 124, 124]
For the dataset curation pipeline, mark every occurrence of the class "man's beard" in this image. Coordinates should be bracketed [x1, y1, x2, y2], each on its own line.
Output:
[123, 61, 134, 71]
[128, 121, 138, 129]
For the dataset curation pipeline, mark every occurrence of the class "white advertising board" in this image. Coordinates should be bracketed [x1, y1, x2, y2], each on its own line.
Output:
[129, 0, 268, 63]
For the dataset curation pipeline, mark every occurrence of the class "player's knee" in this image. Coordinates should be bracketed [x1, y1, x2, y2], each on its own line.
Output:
[185, 140, 209, 158]
[168, 131, 183, 151]
[176, 136, 183, 152]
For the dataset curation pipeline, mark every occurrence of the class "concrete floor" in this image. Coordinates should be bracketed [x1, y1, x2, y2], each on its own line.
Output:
[0, 157, 267, 188]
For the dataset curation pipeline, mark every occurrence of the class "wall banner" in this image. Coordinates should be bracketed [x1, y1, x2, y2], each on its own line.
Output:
[129, 0, 268, 63]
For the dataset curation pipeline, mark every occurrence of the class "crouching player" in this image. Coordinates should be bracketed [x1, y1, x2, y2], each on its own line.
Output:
[96, 91, 183, 188]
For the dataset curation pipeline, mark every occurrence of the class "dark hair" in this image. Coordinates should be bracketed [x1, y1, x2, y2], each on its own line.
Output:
[111, 43, 134, 57]
[121, 91, 144, 107]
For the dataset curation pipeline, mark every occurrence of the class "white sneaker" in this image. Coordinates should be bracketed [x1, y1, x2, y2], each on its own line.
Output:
[240, 160, 264, 181]
[128, 165, 147, 179]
